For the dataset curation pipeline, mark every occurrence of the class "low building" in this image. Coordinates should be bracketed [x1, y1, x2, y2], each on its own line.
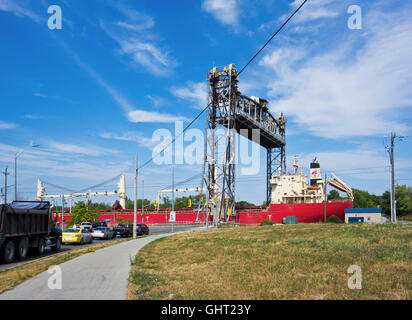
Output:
[344, 208, 382, 224]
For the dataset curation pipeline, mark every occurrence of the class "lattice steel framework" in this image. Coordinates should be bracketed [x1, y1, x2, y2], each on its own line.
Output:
[205, 64, 286, 221]
[267, 147, 286, 205]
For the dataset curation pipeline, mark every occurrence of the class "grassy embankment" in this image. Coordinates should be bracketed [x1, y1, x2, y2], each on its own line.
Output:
[128, 223, 412, 300]
[0, 238, 131, 294]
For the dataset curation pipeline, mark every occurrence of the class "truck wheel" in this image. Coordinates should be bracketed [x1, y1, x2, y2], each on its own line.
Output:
[37, 238, 45, 255]
[52, 238, 61, 252]
[16, 237, 29, 261]
[1, 241, 16, 264]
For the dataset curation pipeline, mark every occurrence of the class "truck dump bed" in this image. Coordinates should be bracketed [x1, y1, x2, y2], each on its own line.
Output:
[0, 201, 51, 238]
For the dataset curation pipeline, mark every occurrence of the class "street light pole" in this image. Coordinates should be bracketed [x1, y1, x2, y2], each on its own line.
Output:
[172, 166, 175, 232]
[133, 154, 138, 239]
[14, 144, 40, 201]
[2, 167, 9, 204]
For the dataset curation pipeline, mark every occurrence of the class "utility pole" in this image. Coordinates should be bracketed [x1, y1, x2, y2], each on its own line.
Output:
[133, 154, 138, 239]
[385, 132, 405, 223]
[141, 179, 144, 224]
[61, 195, 65, 231]
[324, 173, 327, 223]
[390, 133, 395, 223]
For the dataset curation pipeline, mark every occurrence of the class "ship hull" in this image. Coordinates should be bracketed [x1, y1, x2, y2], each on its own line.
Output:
[236, 201, 353, 224]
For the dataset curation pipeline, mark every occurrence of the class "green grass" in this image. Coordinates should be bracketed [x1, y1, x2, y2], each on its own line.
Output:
[127, 223, 412, 300]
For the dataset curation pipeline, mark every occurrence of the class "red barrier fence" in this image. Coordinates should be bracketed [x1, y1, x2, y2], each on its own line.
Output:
[55, 202, 352, 226]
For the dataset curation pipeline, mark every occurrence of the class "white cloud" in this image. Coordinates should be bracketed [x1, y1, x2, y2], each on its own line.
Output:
[257, 8, 412, 138]
[0, 121, 17, 129]
[288, 0, 339, 24]
[116, 37, 177, 76]
[100, 5, 177, 76]
[171, 82, 208, 109]
[47, 142, 118, 157]
[100, 132, 155, 150]
[112, 7, 154, 32]
[34, 92, 47, 98]
[22, 114, 46, 120]
[202, 0, 240, 27]
[146, 95, 167, 108]
[127, 110, 188, 123]
[0, 0, 42, 22]
[0, 143, 129, 186]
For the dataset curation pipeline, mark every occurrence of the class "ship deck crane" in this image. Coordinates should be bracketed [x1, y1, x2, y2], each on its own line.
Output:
[328, 173, 354, 202]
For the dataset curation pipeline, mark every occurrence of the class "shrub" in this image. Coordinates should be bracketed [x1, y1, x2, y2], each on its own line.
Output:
[260, 220, 276, 226]
[326, 215, 343, 224]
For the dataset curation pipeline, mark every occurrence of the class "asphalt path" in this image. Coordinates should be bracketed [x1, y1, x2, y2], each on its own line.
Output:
[0, 224, 201, 272]
[0, 225, 205, 300]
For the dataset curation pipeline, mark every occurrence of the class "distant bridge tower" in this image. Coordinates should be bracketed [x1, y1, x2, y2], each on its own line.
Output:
[205, 64, 286, 221]
[117, 174, 126, 209]
[37, 179, 45, 201]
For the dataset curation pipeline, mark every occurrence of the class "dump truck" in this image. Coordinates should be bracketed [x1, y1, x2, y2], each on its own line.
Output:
[0, 201, 62, 264]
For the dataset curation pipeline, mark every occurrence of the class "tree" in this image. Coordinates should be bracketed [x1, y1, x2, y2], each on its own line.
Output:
[124, 197, 154, 210]
[70, 201, 97, 226]
[235, 201, 255, 207]
[352, 189, 379, 208]
[380, 191, 391, 215]
[380, 185, 412, 216]
[395, 185, 412, 216]
[88, 201, 111, 211]
[328, 190, 341, 201]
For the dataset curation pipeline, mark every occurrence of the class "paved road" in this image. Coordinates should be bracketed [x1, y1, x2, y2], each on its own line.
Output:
[0, 224, 201, 272]
[0, 226, 205, 300]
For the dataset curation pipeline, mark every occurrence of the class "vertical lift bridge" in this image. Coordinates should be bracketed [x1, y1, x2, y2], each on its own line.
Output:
[205, 64, 286, 221]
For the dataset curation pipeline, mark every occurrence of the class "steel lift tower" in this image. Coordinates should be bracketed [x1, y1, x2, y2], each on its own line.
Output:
[205, 64, 286, 222]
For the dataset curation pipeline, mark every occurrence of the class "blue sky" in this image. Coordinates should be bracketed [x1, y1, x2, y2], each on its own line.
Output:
[0, 0, 411, 206]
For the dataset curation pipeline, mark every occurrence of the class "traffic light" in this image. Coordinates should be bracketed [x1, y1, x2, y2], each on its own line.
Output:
[188, 199, 192, 207]
[154, 199, 158, 207]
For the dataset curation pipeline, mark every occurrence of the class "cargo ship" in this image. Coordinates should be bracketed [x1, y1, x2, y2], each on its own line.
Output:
[236, 157, 354, 224]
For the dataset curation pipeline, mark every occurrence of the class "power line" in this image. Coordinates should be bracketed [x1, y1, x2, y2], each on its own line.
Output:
[238, 0, 308, 75]
[138, 104, 210, 171]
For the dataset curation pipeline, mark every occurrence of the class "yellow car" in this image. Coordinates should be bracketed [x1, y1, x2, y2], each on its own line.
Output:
[62, 228, 93, 245]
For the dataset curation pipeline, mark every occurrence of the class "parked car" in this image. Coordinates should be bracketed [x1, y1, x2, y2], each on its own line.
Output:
[80, 222, 93, 230]
[135, 224, 150, 236]
[92, 221, 107, 229]
[92, 227, 115, 240]
[62, 228, 93, 245]
[114, 224, 133, 237]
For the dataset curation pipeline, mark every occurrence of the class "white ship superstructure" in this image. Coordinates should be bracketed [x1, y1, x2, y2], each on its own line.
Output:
[270, 157, 326, 204]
